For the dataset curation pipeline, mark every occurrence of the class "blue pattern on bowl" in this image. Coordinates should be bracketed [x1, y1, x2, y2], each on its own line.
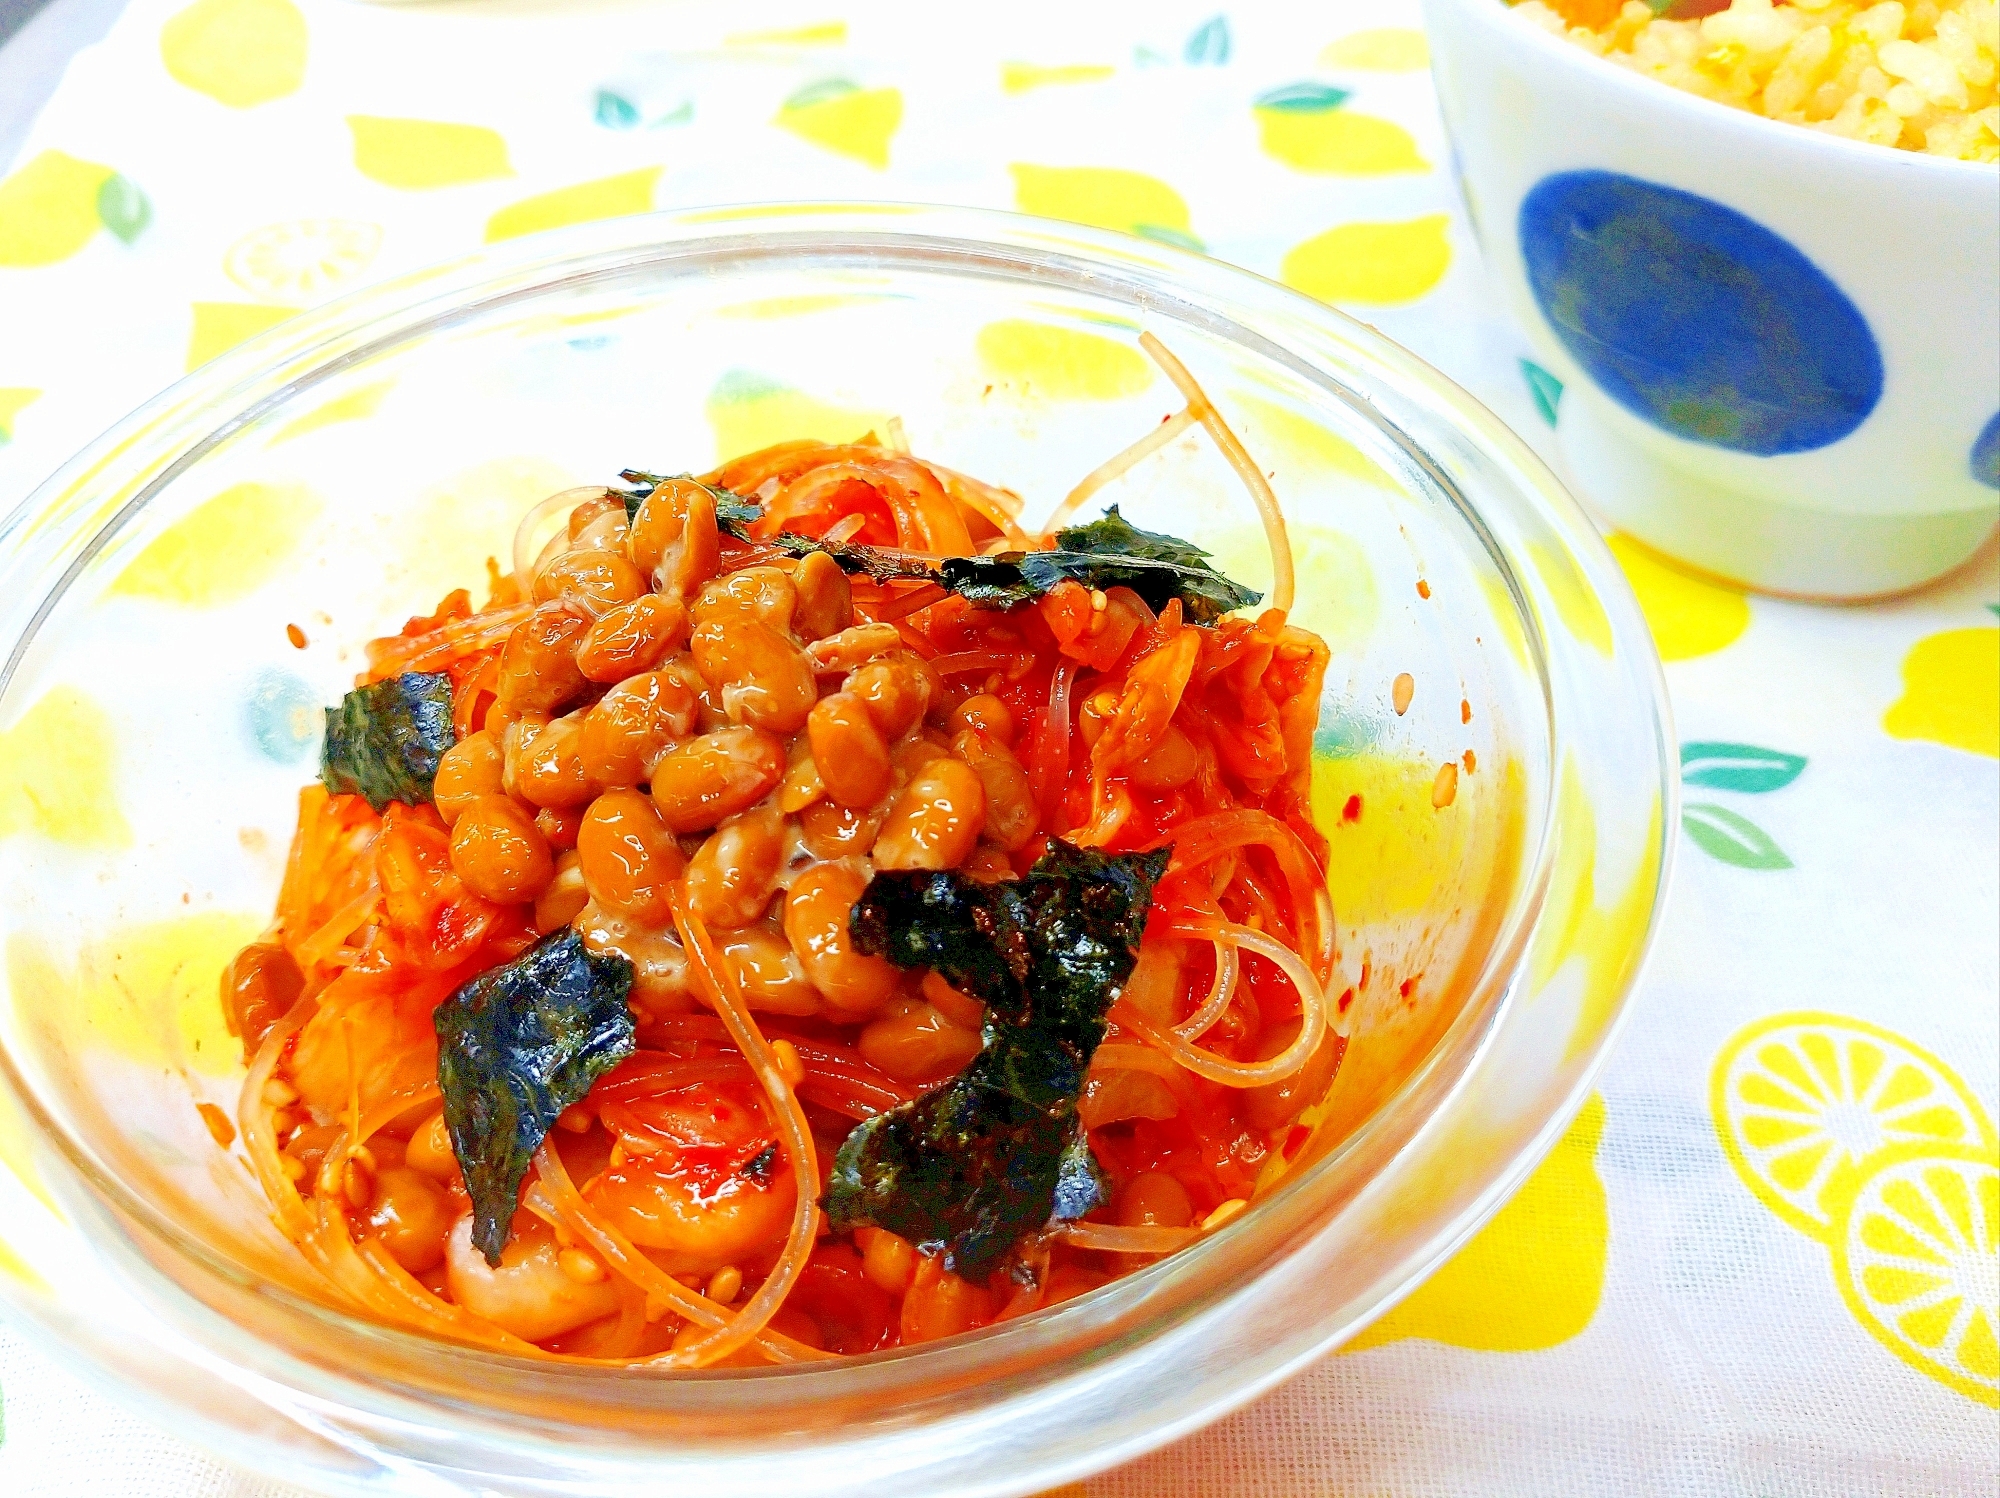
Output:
[1519, 170, 1882, 456]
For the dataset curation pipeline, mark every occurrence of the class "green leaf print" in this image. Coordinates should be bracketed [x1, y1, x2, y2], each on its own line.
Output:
[1681, 741, 1807, 793]
[1185, 15, 1231, 65]
[1682, 804, 1793, 870]
[1521, 359, 1563, 427]
[785, 77, 861, 110]
[594, 90, 640, 129]
[1255, 81, 1352, 113]
[96, 173, 151, 244]
[1134, 222, 1206, 253]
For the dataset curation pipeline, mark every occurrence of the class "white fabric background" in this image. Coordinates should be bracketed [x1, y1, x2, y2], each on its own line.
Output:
[0, 1, 1994, 1493]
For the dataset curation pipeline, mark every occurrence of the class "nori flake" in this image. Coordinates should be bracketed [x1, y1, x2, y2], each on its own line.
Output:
[825, 841, 1169, 1279]
[318, 670, 456, 811]
[434, 930, 636, 1265]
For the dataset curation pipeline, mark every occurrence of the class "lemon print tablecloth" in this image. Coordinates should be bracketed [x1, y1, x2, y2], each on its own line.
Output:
[0, 1, 1995, 1494]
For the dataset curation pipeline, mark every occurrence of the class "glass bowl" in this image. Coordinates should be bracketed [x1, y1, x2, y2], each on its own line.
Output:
[0, 204, 1674, 1497]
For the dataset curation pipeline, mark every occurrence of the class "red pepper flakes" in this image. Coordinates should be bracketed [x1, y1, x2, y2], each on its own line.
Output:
[197, 1101, 236, 1149]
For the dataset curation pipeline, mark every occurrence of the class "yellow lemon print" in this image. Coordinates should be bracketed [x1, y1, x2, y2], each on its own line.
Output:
[1310, 752, 1478, 922]
[1477, 570, 1533, 669]
[0, 1079, 60, 1214]
[1527, 756, 1662, 1059]
[1257, 109, 1427, 175]
[402, 457, 582, 600]
[224, 218, 381, 302]
[715, 293, 877, 321]
[1234, 392, 1401, 492]
[974, 320, 1152, 401]
[1605, 533, 1750, 662]
[1001, 62, 1115, 93]
[775, 82, 903, 169]
[1529, 539, 1614, 657]
[1831, 1144, 1998, 1408]
[347, 116, 511, 190]
[1210, 520, 1378, 656]
[1883, 627, 2000, 759]
[1010, 163, 1194, 244]
[0, 1236, 48, 1291]
[1349, 1095, 1609, 1352]
[485, 167, 661, 244]
[1282, 215, 1451, 305]
[0, 687, 130, 848]
[0, 149, 115, 267]
[186, 301, 302, 372]
[160, 0, 306, 108]
[270, 380, 393, 445]
[725, 21, 846, 46]
[1712, 1012, 1997, 1241]
[1322, 28, 1432, 71]
[7, 913, 258, 1078]
[706, 370, 890, 462]
[0, 387, 41, 443]
[111, 480, 322, 606]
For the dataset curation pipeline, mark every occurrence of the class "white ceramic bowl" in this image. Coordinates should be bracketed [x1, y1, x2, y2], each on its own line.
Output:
[1424, 0, 2000, 598]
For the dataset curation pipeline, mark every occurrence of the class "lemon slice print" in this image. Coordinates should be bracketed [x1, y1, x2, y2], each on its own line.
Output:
[223, 218, 382, 302]
[1712, 1012, 1997, 1240]
[1831, 1144, 1999, 1408]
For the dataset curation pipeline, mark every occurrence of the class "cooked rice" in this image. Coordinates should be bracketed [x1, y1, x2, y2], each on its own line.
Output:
[1514, 0, 1999, 161]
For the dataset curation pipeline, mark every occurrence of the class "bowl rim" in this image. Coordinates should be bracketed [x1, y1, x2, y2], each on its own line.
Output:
[1425, 0, 1999, 182]
[0, 201, 1679, 1491]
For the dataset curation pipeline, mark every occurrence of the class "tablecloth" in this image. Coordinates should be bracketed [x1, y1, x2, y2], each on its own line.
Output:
[0, 1, 1994, 1493]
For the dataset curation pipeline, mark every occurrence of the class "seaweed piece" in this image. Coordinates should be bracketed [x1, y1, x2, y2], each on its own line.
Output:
[825, 841, 1169, 1278]
[434, 930, 636, 1264]
[762, 530, 939, 586]
[319, 671, 456, 812]
[616, 469, 762, 532]
[615, 471, 1258, 621]
[939, 505, 1262, 623]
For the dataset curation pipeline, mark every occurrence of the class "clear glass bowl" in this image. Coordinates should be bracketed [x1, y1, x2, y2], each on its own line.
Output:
[0, 205, 1675, 1497]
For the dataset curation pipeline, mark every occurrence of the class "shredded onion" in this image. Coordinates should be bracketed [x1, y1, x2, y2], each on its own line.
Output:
[1090, 1042, 1187, 1086]
[1137, 332, 1294, 615]
[291, 883, 379, 972]
[512, 486, 610, 584]
[1052, 1221, 1198, 1255]
[238, 998, 319, 1241]
[1151, 808, 1335, 989]
[666, 887, 821, 1369]
[365, 601, 534, 681]
[925, 462, 1032, 546]
[1118, 919, 1332, 1088]
[1044, 407, 1198, 534]
[862, 582, 949, 624]
[1173, 940, 1239, 1042]
[1030, 658, 1079, 825]
[927, 650, 1012, 677]
[823, 511, 869, 546]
